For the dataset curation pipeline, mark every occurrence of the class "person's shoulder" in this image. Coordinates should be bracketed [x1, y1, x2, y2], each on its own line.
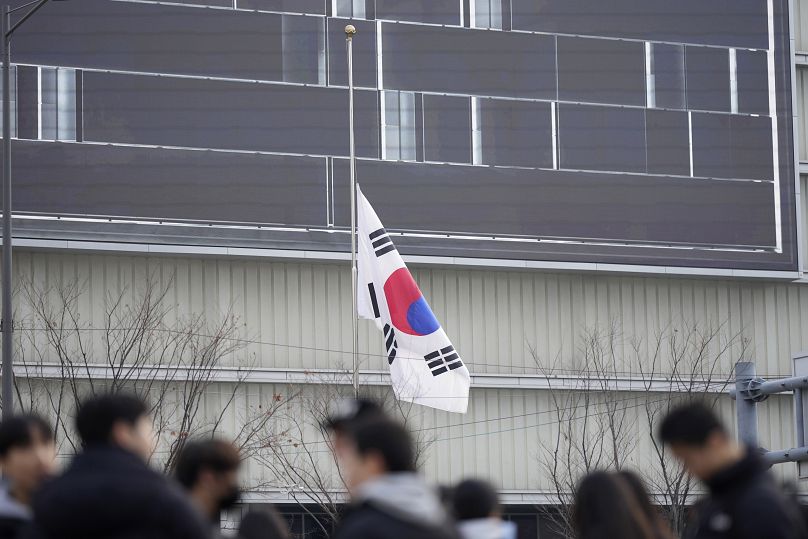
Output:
[336, 504, 455, 539]
[731, 481, 806, 537]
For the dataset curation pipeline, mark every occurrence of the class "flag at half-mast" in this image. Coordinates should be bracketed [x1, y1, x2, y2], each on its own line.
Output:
[357, 186, 470, 414]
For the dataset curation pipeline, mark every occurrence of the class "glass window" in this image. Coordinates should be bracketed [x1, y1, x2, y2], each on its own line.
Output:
[39, 67, 76, 142]
[382, 90, 415, 161]
[334, 0, 365, 18]
[472, 0, 502, 29]
[282, 14, 326, 85]
[649, 43, 686, 110]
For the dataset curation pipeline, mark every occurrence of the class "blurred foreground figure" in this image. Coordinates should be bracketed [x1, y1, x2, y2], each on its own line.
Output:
[175, 439, 242, 531]
[574, 471, 670, 539]
[451, 479, 515, 539]
[328, 403, 455, 539]
[0, 416, 55, 539]
[28, 393, 209, 539]
[659, 402, 807, 539]
[237, 506, 290, 539]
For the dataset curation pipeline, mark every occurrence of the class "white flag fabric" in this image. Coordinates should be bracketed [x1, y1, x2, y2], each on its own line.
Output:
[357, 186, 470, 414]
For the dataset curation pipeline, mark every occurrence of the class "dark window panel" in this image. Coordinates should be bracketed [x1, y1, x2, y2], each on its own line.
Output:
[557, 36, 645, 107]
[382, 23, 556, 100]
[645, 109, 689, 176]
[477, 98, 553, 168]
[159, 0, 232, 6]
[16, 65, 38, 140]
[558, 104, 646, 173]
[423, 94, 471, 164]
[13, 0, 287, 81]
[281, 14, 325, 85]
[332, 158, 776, 248]
[236, 0, 326, 14]
[511, 0, 768, 49]
[375, 0, 461, 25]
[327, 18, 377, 88]
[11, 140, 328, 227]
[691, 113, 731, 178]
[651, 43, 685, 110]
[736, 49, 769, 115]
[686, 46, 731, 112]
[82, 72, 379, 158]
[731, 114, 773, 181]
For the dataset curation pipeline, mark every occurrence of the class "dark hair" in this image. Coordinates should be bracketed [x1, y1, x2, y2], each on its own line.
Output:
[0, 414, 53, 457]
[346, 418, 415, 473]
[323, 398, 385, 433]
[452, 479, 500, 521]
[617, 471, 674, 539]
[174, 439, 241, 489]
[75, 393, 149, 446]
[573, 471, 656, 539]
[658, 402, 725, 447]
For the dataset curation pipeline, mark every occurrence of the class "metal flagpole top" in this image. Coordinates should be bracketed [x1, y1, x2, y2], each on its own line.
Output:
[344, 24, 356, 37]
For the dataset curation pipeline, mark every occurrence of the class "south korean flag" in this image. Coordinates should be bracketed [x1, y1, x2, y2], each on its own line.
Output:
[357, 186, 470, 414]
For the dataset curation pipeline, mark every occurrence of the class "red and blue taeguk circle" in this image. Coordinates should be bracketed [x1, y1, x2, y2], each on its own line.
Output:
[383, 267, 440, 336]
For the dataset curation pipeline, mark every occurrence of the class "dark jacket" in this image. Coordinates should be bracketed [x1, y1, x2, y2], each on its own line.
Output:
[26, 445, 210, 539]
[0, 483, 31, 539]
[333, 473, 457, 539]
[686, 450, 808, 539]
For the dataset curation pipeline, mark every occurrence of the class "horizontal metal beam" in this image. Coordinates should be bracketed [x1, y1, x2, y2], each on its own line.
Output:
[730, 374, 808, 399]
[763, 447, 808, 465]
[13, 363, 732, 394]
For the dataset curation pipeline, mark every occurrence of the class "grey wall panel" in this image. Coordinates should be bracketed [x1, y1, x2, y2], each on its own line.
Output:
[557, 104, 646, 173]
[381, 23, 556, 100]
[686, 47, 731, 112]
[375, 0, 461, 25]
[736, 49, 770, 115]
[692, 113, 774, 181]
[557, 36, 645, 107]
[477, 99, 553, 168]
[16, 66, 38, 141]
[651, 43, 686, 110]
[333, 159, 776, 247]
[645, 109, 689, 176]
[236, 0, 327, 14]
[13, 0, 288, 81]
[328, 18, 377, 88]
[11, 141, 327, 226]
[423, 95, 471, 164]
[82, 72, 379, 158]
[281, 15, 325, 85]
[511, 0, 768, 49]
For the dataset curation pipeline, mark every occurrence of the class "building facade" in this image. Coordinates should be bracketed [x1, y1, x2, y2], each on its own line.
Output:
[5, 0, 808, 537]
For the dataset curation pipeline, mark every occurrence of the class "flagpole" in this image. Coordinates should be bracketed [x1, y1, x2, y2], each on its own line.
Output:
[345, 24, 359, 398]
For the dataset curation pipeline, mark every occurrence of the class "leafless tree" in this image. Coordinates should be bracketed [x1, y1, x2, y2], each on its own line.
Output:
[534, 320, 746, 538]
[12, 273, 286, 473]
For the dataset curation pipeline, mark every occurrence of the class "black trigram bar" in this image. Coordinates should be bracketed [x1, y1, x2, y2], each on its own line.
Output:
[383, 324, 397, 365]
[423, 345, 463, 377]
[368, 283, 380, 318]
[370, 227, 396, 258]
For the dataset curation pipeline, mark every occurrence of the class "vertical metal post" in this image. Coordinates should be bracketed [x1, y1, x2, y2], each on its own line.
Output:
[345, 24, 358, 398]
[1, 6, 12, 419]
[735, 361, 759, 447]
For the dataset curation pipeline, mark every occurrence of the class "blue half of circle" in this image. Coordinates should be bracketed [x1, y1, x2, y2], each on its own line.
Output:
[406, 297, 441, 336]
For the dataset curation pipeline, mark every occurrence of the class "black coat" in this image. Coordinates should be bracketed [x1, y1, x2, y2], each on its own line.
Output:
[333, 502, 458, 539]
[26, 445, 210, 539]
[686, 451, 808, 539]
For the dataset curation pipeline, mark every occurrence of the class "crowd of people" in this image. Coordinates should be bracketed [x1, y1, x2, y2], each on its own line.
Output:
[0, 393, 804, 539]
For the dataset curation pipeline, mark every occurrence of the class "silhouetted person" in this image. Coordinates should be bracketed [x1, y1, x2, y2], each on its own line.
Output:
[329, 413, 455, 539]
[616, 471, 675, 539]
[574, 471, 659, 539]
[0, 415, 56, 539]
[659, 402, 807, 539]
[237, 506, 290, 539]
[175, 439, 242, 532]
[29, 393, 210, 539]
[451, 478, 516, 539]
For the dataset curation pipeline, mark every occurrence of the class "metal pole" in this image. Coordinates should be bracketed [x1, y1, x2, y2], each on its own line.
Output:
[345, 24, 358, 398]
[735, 361, 759, 447]
[1, 5, 12, 418]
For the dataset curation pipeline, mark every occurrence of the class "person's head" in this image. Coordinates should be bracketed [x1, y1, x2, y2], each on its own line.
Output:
[175, 439, 242, 519]
[0, 415, 56, 502]
[75, 393, 155, 460]
[334, 417, 415, 494]
[324, 398, 384, 450]
[452, 479, 501, 521]
[658, 402, 741, 481]
[617, 471, 673, 539]
[573, 471, 656, 539]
